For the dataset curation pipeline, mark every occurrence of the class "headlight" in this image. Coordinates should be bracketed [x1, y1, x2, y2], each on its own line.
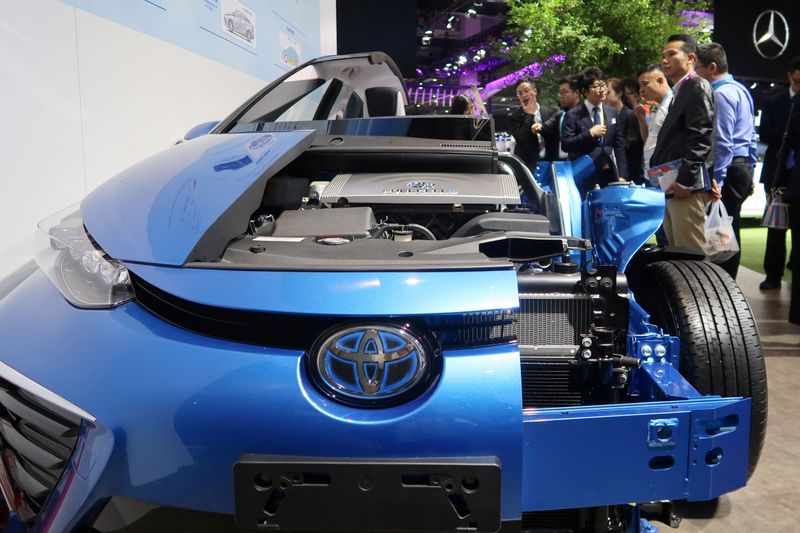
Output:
[35, 205, 133, 308]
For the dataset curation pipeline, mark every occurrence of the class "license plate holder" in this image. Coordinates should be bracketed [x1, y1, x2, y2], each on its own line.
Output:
[233, 455, 501, 532]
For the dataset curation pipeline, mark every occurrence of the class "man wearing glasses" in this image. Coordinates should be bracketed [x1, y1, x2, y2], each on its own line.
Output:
[562, 66, 629, 197]
[650, 34, 715, 255]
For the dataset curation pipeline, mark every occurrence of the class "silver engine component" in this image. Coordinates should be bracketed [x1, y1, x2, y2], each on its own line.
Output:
[319, 172, 521, 206]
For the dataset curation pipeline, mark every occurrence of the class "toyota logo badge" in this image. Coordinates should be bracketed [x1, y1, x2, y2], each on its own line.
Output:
[309, 324, 435, 407]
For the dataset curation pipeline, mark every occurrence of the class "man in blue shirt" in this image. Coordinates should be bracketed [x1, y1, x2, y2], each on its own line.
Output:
[696, 42, 758, 279]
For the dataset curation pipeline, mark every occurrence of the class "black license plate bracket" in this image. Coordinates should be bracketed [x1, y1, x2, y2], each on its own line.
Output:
[233, 455, 501, 532]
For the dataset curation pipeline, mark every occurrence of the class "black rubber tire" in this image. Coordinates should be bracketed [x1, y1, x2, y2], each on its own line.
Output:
[631, 260, 767, 476]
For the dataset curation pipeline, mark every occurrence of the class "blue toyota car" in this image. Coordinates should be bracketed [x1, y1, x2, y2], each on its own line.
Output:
[0, 53, 766, 532]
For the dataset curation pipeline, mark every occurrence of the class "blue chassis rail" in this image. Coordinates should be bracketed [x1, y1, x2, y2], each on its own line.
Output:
[523, 373, 750, 511]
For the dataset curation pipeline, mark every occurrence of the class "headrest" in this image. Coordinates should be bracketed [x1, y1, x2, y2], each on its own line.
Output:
[365, 87, 399, 117]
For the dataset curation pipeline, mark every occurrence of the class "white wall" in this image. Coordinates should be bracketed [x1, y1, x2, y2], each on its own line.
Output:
[0, 0, 337, 280]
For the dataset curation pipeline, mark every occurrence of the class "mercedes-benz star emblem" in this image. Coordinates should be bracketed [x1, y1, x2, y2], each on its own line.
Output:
[310, 325, 433, 406]
[753, 10, 790, 60]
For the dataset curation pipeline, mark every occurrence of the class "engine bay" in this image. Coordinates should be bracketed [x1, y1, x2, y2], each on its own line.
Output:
[246, 171, 549, 244]
[208, 170, 580, 269]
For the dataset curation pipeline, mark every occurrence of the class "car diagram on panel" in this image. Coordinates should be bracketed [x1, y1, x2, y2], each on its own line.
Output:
[221, 0, 255, 45]
[0, 52, 765, 532]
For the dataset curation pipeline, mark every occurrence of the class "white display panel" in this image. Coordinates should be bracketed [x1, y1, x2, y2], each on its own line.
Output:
[0, 0, 337, 281]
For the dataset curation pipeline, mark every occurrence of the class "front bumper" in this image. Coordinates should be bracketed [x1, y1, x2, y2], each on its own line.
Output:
[0, 271, 750, 531]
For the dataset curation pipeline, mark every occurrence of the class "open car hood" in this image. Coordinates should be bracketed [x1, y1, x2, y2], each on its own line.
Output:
[81, 130, 315, 266]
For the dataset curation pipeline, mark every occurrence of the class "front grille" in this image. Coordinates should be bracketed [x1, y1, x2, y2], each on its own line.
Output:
[133, 273, 596, 409]
[0, 379, 81, 523]
[130, 273, 514, 351]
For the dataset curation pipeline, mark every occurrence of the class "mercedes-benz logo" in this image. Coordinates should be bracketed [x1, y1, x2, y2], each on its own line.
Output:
[309, 324, 434, 406]
[753, 10, 790, 60]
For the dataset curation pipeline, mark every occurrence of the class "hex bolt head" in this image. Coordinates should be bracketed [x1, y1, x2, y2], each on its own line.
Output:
[580, 349, 592, 360]
[581, 337, 593, 348]
[654, 344, 667, 358]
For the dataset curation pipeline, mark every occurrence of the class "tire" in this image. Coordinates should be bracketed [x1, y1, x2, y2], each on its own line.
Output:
[631, 260, 767, 476]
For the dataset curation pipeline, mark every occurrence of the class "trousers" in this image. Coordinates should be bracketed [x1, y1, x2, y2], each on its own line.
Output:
[663, 191, 710, 254]
[717, 160, 753, 279]
[790, 201, 800, 325]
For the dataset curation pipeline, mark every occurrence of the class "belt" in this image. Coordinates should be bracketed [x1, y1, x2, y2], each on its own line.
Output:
[731, 156, 749, 164]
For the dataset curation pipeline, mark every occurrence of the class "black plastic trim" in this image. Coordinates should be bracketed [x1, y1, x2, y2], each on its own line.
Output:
[130, 273, 515, 352]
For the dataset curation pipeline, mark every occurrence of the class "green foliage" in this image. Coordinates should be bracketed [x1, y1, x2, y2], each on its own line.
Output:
[504, 0, 712, 80]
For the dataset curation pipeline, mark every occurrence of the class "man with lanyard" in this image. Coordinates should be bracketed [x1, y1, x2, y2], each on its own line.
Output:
[635, 64, 673, 177]
[650, 34, 715, 254]
[542, 75, 581, 161]
[696, 42, 757, 279]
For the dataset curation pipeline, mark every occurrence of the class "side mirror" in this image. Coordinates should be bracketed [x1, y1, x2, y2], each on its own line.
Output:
[179, 121, 220, 143]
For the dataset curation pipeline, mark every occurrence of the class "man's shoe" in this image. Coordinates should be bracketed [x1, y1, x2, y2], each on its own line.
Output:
[759, 278, 781, 290]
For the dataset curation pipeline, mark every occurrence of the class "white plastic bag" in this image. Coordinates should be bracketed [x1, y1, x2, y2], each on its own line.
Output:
[704, 200, 739, 262]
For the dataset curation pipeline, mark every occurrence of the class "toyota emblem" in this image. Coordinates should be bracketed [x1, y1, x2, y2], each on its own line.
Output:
[309, 324, 435, 407]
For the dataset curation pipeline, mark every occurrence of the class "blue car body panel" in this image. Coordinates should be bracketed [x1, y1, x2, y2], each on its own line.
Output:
[128, 263, 519, 315]
[0, 271, 524, 527]
[0, 268, 752, 530]
[81, 130, 315, 266]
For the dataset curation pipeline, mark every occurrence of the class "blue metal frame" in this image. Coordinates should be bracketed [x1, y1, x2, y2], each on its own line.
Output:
[522, 395, 749, 510]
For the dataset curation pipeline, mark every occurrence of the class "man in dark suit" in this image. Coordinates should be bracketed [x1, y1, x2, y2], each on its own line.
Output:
[562, 66, 629, 197]
[780, 56, 800, 324]
[509, 77, 555, 167]
[650, 34, 715, 255]
[541, 75, 581, 161]
[758, 55, 800, 290]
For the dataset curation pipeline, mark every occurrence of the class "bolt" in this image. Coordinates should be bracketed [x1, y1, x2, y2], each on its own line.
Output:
[654, 344, 667, 358]
[581, 337, 593, 348]
[640, 344, 653, 357]
[580, 349, 592, 360]
[600, 277, 613, 289]
[358, 476, 375, 492]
